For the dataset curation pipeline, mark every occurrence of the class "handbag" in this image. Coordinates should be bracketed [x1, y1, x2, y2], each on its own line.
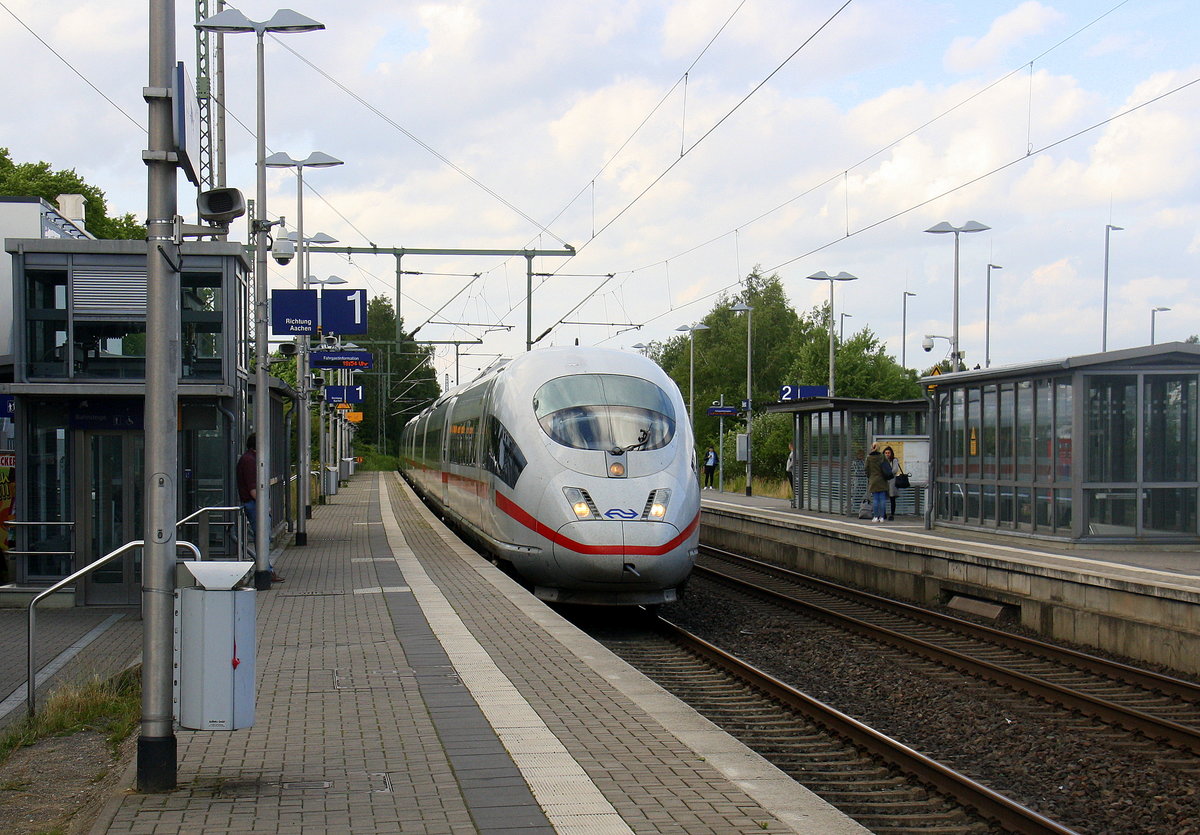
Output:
[894, 472, 910, 489]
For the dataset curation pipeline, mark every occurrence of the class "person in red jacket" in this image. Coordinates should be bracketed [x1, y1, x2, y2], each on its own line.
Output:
[237, 434, 283, 581]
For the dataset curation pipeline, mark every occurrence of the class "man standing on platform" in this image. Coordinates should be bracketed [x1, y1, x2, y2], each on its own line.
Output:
[237, 434, 283, 581]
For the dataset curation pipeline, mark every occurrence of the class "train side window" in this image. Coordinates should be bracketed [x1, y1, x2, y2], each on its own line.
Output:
[486, 416, 526, 489]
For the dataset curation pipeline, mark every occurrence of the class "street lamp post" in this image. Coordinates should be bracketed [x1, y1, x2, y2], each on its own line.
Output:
[1102, 224, 1123, 351]
[901, 291, 916, 368]
[985, 264, 1002, 367]
[925, 221, 989, 371]
[675, 322, 709, 439]
[265, 152, 343, 547]
[840, 312, 852, 342]
[141, 0, 180, 792]
[804, 272, 858, 396]
[306, 276, 347, 499]
[196, 8, 325, 591]
[731, 303, 753, 495]
[1151, 306, 1171, 345]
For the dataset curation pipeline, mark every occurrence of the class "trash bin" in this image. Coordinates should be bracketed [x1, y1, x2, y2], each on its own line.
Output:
[174, 561, 256, 730]
[324, 465, 339, 496]
[339, 457, 352, 480]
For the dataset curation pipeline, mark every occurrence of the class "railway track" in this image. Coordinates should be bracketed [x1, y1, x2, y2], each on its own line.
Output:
[694, 545, 1200, 758]
[593, 616, 1075, 834]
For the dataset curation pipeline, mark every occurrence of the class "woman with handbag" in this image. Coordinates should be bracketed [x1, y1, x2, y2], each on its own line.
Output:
[883, 446, 906, 520]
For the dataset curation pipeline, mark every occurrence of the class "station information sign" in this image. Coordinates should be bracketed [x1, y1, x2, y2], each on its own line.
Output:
[271, 289, 318, 335]
[325, 385, 364, 404]
[779, 384, 829, 401]
[310, 350, 373, 369]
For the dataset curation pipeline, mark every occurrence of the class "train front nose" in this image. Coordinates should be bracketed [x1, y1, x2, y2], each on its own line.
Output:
[551, 520, 692, 586]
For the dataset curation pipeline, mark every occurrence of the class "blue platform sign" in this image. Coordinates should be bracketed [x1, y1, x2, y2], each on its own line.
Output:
[271, 290, 318, 335]
[779, 384, 829, 401]
[325, 385, 364, 404]
[321, 288, 368, 336]
[0, 395, 13, 419]
[310, 350, 373, 369]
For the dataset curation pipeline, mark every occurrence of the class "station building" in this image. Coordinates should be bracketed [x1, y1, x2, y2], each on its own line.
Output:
[919, 344, 1200, 543]
[0, 196, 294, 604]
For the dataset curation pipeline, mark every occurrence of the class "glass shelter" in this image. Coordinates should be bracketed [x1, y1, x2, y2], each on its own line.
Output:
[766, 397, 928, 519]
[0, 237, 295, 604]
[920, 344, 1200, 542]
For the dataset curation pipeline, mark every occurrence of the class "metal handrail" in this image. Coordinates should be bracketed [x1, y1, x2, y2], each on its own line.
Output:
[26, 539, 202, 717]
[175, 505, 245, 561]
[4, 521, 76, 561]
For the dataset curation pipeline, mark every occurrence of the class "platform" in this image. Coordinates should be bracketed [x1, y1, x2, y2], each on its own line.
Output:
[36, 473, 859, 834]
[701, 490, 1200, 676]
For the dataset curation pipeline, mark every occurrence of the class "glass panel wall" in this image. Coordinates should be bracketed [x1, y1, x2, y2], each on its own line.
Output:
[935, 375, 1084, 537]
[24, 401, 72, 579]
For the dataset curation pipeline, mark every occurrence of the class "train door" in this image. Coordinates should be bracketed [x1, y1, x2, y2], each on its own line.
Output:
[79, 431, 144, 605]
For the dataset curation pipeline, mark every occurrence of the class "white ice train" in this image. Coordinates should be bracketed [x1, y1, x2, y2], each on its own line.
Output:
[399, 346, 699, 607]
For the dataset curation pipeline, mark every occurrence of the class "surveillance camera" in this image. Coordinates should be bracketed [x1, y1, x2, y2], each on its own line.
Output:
[323, 335, 338, 347]
[278, 342, 297, 357]
[922, 337, 934, 352]
[311, 375, 325, 388]
[271, 237, 295, 265]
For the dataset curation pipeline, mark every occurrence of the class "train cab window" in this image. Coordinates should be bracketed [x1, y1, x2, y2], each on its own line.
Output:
[533, 374, 676, 452]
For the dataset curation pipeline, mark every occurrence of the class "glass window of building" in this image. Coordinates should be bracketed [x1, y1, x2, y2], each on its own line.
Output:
[1087, 375, 1137, 483]
[182, 272, 223, 380]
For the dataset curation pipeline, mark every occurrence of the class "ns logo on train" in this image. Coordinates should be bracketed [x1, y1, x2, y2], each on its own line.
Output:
[603, 508, 640, 520]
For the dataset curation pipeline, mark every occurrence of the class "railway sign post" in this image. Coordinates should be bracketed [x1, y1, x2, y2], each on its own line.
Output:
[310, 350, 373, 369]
[324, 385, 364, 404]
[320, 288, 368, 336]
[270, 289, 318, 335]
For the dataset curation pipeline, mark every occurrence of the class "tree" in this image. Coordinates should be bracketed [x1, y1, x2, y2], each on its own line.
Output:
[660, 268, 810, 457]
[0, 147, 144, 239]
[791, 320, 922, 400]
[356, 296, 440, 459]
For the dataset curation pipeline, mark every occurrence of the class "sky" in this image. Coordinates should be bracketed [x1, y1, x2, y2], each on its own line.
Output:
[0, 0, 1197, 386]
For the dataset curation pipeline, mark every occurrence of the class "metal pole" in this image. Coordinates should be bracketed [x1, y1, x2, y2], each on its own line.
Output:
[985, 264, 1001, 368]
[295, 169, 309, 542]
[1102, 224, 1122, 352]
[688, 331, 695, 429]
[745, 308, 753, 497]
[253, 30, 272, 590]
[525, 253, 535, 351]
[827, 281, 835, 397]
[140, 0, 179, 791]
[1151, 309, 1156, 345]
[717, 395, 725, 493]
[901, 291, 911, 368]
[951, 231, 961, 371]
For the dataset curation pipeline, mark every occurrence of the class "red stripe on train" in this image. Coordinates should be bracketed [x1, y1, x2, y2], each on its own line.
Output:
[494, 491, 698, 556]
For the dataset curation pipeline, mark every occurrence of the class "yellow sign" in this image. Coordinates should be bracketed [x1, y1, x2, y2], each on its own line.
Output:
[336, 403, 352, 410]
[347, 411, 363, 423]
[969, 426, 978, 455]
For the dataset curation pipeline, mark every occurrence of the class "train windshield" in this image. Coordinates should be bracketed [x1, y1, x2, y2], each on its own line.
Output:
[533, 374, 676, 452]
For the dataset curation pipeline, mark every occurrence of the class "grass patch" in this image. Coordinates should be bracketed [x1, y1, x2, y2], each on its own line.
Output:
[0, 667, 141, 766]
[715, 476, 793, 499]
[355, 448, 398, 471]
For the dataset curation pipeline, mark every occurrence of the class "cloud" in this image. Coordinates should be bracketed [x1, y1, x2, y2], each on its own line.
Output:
[945, 1, 1065, 74]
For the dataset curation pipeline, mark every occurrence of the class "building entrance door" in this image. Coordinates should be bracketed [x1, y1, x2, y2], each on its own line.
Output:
[81, 432, 144, 605]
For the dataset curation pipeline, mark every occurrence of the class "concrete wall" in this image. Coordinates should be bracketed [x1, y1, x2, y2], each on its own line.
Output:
[701, 506, 1200, 676]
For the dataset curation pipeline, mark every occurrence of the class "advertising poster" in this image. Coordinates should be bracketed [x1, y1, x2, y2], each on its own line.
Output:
[0, 452, 13, 555]
[873, 436, 930, 486]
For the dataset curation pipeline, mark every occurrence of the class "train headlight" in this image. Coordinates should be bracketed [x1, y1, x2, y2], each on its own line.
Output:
[563, 487, 598, 520]
[644, 488, 671, 520]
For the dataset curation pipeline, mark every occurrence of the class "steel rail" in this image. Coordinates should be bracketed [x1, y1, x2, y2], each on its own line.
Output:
[701, 544, 1200, 701]
[695, 553, 1200, 755]
[656, 617, 1079, 835]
